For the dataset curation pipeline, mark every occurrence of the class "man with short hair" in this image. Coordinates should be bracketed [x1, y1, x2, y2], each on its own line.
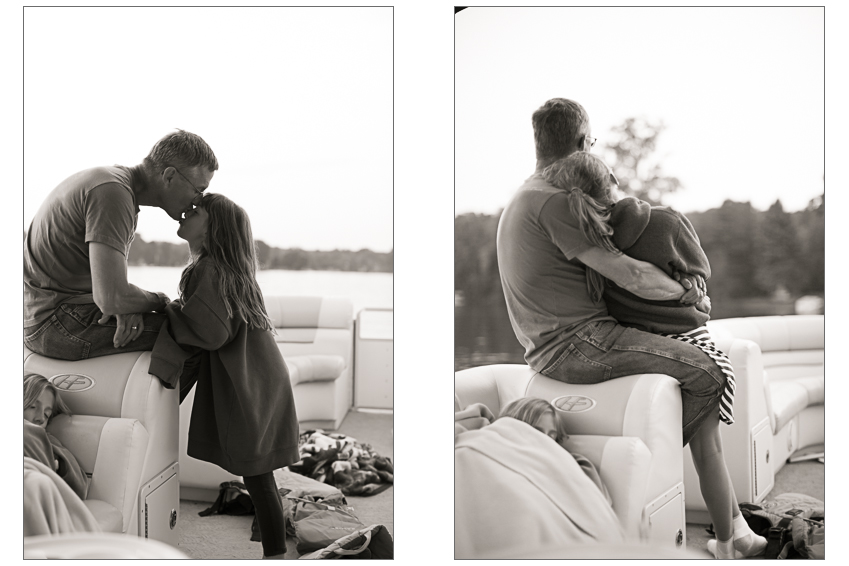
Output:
[24, 129, 218, 361]
[496, 98, 725, 447]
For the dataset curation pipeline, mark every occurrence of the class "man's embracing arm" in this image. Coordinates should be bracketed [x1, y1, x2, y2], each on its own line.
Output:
[575, 246, 703, 304]
[538, 191, 703, 304]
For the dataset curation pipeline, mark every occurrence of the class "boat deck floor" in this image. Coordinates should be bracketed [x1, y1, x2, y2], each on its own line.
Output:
[175, 410, 394, 559]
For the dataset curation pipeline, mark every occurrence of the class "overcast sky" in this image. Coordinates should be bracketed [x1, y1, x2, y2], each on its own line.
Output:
[23, 7, 393, 252]
[456, 6, 824, 215]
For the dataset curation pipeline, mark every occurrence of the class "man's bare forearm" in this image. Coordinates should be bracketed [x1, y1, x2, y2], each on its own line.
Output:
[574, 246, 700, 303]
[97, 284, 167, 316]
[622, 260, 686, 301]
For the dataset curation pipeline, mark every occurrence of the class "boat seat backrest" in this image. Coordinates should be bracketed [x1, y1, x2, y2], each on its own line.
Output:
[264, 295, 353, 361]
[707, 315, 823, 353]
[23, 348, 178, 535]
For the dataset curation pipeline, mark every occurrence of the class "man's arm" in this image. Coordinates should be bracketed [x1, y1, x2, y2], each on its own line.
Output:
[90, 242, 168, 316]
[575, 246, 703, 303]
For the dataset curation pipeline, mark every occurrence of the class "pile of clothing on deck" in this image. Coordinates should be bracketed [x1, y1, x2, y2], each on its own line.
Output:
[288, 430, 393, 496]
[199, 431, 393, 557]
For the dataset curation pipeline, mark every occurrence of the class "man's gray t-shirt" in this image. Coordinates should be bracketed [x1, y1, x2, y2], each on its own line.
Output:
[24, 166, 139, 327]
[496, 174, 614, 371]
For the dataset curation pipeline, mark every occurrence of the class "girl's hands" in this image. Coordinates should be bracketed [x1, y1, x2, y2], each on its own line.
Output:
[674, 271, 706, 305]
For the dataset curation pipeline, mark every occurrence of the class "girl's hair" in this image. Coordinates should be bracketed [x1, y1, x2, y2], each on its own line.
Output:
[498, 397, 568, 442]
[179, 193, 274, 332]
[542, 151, 620, 303]
[24, 373, 72, 420]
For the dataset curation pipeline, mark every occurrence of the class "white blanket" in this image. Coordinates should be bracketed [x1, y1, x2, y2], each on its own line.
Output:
[455, 418, 624, 558]
[24, 457, 101, 537]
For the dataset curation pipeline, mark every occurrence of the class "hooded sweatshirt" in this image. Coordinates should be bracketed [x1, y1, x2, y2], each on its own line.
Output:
[603, 197, 710, 334]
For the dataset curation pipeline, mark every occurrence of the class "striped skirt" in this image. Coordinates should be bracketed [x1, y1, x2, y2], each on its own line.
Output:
[661, 326, 736, 425]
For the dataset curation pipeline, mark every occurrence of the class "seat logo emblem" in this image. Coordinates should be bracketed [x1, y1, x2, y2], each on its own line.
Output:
[49, 373, 95, 392]
[552, 395, 596, 413]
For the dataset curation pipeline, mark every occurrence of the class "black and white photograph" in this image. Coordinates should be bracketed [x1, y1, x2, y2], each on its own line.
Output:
[454, 6, 825, 559]
[8, 1, 841, 561]
[20, 6, 392, 559]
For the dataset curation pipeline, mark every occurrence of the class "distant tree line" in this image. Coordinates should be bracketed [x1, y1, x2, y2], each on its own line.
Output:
[127, 236, 393, 273]
[687, 196, 824, 301]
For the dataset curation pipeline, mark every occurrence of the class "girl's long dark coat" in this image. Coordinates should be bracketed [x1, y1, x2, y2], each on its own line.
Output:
[149, 259, 300, 477]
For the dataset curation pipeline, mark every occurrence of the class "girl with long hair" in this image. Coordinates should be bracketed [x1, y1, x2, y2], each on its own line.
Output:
[24, 373, 72, 428]
[542, 152, 765, 559]
[541, 151, 619, 303]
[24, 373, 88, 499]
[149, 193, 299, 559]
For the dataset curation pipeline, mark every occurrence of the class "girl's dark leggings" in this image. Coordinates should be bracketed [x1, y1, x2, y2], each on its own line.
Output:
[243, 472, 287, 557]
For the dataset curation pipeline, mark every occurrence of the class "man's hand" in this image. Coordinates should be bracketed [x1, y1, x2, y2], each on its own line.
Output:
[673, 271, 706, 305]
[695, 295, 712, 314]
[155, 292, 171, 312]
[98, 312, 146, 348]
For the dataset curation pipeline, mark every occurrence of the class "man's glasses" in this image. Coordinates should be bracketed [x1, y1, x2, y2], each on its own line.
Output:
[171, 166, 205, 205]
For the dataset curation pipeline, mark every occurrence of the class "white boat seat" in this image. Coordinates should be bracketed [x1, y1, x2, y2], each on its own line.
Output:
[23, 349, 179, 542]
[679, 315, 825, 523]
[455, 364, 687, 549]
[285, 355, 345, 385]
[265, 295, 354, 429]
[770, 375, 824, 433]
[709, 315, 824, 459]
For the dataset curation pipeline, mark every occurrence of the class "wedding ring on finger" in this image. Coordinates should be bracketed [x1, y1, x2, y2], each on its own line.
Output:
[132, 325, 139, 331]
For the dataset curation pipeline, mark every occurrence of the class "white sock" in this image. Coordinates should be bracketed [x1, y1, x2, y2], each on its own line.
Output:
[732, 513, 767, 556]
[713, 537, 736, 559]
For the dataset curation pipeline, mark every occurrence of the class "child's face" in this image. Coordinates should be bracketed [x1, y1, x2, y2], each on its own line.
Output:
[25, 389, 55, 428]
[177, 205, 209, 249]
[532, 412, 559, 441]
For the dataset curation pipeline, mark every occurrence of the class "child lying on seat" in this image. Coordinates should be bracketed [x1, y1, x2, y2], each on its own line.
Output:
[24, 373, 87, 499]
[497, 397, 612, 506]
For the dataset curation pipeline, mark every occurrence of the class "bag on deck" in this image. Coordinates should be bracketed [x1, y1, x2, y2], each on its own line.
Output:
[198, 481, 255, 517]
[298, 524, 394, 559]
[286, 496, 366, 554]
[710, 494, 824, 559]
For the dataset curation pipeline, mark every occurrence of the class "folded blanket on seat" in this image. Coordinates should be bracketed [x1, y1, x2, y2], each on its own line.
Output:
[24, 457, 101, 536]
[287, 431, 393, 496]
[454, 402, 495, 439]
[455, 418, 625, 558]
[24, 419, 88, 500]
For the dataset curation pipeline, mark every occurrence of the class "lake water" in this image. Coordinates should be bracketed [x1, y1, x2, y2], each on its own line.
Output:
[127, 266, 393, 317]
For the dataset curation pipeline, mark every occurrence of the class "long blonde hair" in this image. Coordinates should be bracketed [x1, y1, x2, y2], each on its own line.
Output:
[499, 397, 568, 443]
[542, 151, 620, 302]
[179, 193, 274, 332]
[24, 373, 72, 421]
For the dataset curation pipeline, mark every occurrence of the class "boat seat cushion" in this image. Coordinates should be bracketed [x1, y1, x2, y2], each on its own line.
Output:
[769, 376, 824, 433]
[285, 355, 345, 385]
[265, 296, 353, 331]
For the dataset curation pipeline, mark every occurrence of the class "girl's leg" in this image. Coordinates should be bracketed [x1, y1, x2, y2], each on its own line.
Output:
[243, 472, 287, 558]
[689, 409, 735, 558]
[691, 409, 767, 558]
[725, 464, 767, 556]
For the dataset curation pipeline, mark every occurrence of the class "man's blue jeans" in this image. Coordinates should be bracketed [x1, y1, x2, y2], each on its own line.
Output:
[540, 319, 727, 446]
[24, 303, 167, 360]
